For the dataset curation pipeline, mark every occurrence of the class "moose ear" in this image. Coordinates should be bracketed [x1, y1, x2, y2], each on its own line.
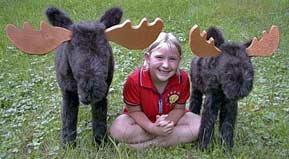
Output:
[100, 7, 123, 28]
[206, 26, 225, 48]
[243, 40, 252, 48]
[46, 7, 73, 29]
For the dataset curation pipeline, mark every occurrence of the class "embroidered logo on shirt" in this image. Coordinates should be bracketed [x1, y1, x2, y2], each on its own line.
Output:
[168, 91, 180, 104]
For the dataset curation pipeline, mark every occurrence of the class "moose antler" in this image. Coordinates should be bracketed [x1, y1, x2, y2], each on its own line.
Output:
[189, 25, 221, 57]
[246, 25, 279, 57]
[6, 22, 71, 55]
[105, 18, 163, 49]
[6, 18, 163, 54]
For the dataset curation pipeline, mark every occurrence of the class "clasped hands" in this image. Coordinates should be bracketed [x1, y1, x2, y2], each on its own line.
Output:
[150, 114, 174, 136]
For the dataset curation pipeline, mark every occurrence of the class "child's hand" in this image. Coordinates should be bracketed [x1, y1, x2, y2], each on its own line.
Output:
[149, 121, 174, 136]
[149, 114, 174, 136]
[155, 114, 169, 127]
[155, 114, 174, 127]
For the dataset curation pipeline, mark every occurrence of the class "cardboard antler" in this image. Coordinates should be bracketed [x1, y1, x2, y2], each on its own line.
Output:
[5, 18, 163, 55]
[246, 25, 280, 57]
[105, 18, 163, 49]
[189, 25, 221, 57]
[6, 22, 71, 55]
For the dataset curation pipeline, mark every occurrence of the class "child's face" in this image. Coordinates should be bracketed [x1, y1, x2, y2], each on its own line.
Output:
[145, 43, 181, 84]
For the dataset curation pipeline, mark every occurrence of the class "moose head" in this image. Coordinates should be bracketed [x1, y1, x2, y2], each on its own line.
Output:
[189, 24, 280, 58]
[5, 9, 164, 105]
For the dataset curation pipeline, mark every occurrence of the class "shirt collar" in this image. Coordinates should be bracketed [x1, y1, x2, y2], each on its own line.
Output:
[139, 68, 182, 89]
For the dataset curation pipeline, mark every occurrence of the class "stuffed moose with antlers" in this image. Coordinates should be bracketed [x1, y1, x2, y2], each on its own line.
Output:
[6, 6, 163, 146]
[188, 25, 279, 150]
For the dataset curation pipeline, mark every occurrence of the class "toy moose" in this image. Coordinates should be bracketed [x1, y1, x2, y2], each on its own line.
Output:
[188, 25, 279, 150]
[6, 6, 163, 146]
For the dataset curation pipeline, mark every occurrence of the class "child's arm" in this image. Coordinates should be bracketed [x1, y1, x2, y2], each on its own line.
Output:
[127, 105, 173, 136]
[166, 104, 186, 125]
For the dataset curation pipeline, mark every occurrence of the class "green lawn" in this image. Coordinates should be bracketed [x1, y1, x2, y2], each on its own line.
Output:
[0, 0, 288, 158]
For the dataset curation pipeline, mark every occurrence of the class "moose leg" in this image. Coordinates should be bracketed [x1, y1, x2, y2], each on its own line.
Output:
[189, 88, 203, 114]
[198, 94, 222, 150]
[61, 90, 79, 146]
[219, 98, 237, 149]
[91, 97, 108, 145]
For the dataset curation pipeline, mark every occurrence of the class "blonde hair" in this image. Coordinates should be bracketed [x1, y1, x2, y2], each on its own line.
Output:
[143, 32, 182, 68]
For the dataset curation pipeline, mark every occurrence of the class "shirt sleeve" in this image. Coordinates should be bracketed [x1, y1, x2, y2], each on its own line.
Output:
[177, 71, 190, 104]
[123, 76, 140, 106]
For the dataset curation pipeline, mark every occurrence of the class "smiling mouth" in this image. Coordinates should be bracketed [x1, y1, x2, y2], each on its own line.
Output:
[158, 69, 171, 75]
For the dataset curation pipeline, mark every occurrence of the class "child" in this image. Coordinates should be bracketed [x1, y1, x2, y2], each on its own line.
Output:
[110, 32, 201, 149]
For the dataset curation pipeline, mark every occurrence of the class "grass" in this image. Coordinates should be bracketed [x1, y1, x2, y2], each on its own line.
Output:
[0, 0, 288, 158]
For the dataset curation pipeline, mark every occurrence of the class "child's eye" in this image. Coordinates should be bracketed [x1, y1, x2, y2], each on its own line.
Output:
[169, 57, 178, 61]
[155, 56, 164, 59]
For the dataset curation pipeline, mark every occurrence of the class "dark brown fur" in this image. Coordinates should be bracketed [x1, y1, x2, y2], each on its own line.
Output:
[189, 27, 254, 150]
[46, 6, 122, 146]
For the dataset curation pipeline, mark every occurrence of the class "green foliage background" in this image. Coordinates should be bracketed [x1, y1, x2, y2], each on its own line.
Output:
[0, 0, 288, 158]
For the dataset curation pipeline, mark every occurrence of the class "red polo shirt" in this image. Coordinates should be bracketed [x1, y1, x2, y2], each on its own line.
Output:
[123, 68, 190, 122]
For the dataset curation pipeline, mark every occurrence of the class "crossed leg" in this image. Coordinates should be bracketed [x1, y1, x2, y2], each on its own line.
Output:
[109, 112, 201, 149]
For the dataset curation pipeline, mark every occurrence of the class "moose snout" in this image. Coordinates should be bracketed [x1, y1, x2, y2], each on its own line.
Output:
[79, 91, 106, 105]
[78, 79, 108, 105]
